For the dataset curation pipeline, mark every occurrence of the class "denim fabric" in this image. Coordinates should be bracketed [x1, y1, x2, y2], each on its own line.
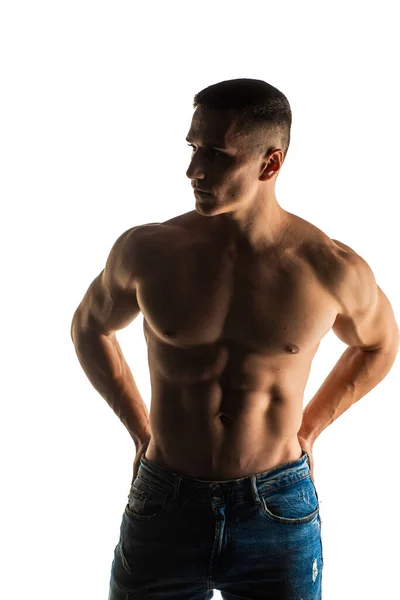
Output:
[108, 449, 323, 599]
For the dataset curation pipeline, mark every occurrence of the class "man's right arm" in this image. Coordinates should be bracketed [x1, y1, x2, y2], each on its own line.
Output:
[70, 226, 152, 449]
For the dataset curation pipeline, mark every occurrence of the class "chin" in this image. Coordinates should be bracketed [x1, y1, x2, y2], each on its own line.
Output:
[195, 203, 218, 217]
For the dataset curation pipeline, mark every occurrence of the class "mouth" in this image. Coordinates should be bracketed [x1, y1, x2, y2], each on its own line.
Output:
[194, 188, 211, 195]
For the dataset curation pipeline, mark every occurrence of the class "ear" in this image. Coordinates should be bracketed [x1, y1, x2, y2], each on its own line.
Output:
[259, 149, 283, 181]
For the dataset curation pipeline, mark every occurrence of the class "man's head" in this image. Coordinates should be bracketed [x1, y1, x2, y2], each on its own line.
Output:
[186, 78, 292, 219]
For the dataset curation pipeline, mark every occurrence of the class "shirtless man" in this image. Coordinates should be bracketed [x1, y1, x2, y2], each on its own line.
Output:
[71, 79, 399, 600]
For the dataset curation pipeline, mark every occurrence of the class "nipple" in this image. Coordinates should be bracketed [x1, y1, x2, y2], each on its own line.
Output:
[285, 343, 299, 354]
[164, 330, 175, 338]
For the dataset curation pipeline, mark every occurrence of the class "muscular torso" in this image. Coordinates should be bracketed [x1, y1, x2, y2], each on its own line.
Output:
[133, 210, 344, 479]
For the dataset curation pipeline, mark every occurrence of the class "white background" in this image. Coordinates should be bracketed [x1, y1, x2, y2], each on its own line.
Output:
[1, 1, 399, 598]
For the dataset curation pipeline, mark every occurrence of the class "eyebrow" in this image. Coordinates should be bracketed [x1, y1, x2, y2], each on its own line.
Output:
[185, 136, 228, 150]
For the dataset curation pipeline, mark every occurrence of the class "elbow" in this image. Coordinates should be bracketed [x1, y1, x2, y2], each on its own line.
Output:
[71, 320, 78, 345]
[382, 324, 400, 356]
[367, 323, 400, 355]
[71, 309, 82, 345]
[371, 332, 400, 365]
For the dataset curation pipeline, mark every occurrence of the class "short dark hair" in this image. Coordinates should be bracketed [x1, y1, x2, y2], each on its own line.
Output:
[193, 78, 292, 161]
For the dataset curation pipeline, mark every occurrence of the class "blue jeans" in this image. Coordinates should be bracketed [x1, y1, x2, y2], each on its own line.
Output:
[108, 449, 323, 599]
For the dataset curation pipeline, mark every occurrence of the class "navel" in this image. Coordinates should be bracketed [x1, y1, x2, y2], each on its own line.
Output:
[163, 330, 176, 338]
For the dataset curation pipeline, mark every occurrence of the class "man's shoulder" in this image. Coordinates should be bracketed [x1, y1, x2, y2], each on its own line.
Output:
[131, 211, 198, 238]
[126, 212, 202, 271]
[288, 213, 358, 291]
[136, 211, 206, 247]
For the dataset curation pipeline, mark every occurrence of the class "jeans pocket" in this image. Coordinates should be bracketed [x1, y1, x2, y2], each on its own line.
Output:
[260, 474, 319, 524]
[125, 476, 171, 521]
[118, 539, 132, 574]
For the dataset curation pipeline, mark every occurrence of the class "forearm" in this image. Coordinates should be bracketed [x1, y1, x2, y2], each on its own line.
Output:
[71, 325, 151, 447]
[298, 342, 399, 444]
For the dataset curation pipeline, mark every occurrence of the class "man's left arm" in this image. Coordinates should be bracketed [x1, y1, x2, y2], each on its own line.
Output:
[298, 245, 399, 447]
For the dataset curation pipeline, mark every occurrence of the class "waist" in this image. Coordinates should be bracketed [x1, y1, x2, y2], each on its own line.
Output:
[137, 449, 310, 502]
[145, 432, 303, 479]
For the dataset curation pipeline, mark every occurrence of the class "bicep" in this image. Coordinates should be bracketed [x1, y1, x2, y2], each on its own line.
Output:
[332, 252, 398, 351]
[73, 227, 142, 336]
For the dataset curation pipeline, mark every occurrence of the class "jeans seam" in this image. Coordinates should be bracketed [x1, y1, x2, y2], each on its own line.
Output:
[118, 541, 132, 574]
[259, 472, 310, 497]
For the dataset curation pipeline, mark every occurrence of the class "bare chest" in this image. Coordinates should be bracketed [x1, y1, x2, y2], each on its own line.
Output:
[135, 225, 339, 356]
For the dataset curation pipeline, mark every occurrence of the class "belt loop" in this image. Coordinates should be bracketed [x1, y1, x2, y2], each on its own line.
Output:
[173, 475, 182, 502]
[250, 475, 261, 505]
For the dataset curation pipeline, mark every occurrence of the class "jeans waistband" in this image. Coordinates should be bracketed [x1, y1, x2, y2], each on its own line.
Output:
[137, 449, 311, 504]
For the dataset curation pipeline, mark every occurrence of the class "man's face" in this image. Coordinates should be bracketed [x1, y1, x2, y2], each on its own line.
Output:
[185, 107, 265, 217]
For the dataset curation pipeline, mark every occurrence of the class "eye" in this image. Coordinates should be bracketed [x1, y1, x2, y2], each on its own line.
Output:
[187, 143, 222, 157]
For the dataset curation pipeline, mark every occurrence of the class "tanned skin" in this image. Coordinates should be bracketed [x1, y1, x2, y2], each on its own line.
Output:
[71, 106, 399, 484]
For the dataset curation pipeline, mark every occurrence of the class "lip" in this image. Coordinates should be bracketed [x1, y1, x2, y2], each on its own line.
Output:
[194, 188, 211, 194]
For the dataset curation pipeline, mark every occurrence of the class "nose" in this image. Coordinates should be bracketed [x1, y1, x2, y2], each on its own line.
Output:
[186, 152, 206, 181]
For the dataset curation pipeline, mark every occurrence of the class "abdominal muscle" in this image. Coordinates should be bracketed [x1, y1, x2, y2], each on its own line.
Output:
[144, 381, 305, 480]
